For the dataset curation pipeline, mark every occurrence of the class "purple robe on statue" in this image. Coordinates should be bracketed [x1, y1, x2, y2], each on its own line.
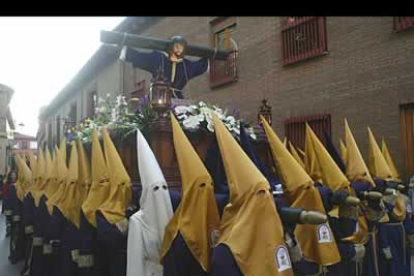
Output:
[125, 49, 209, 99]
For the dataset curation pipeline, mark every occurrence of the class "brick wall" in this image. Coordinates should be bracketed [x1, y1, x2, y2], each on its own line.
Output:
[130, 16, 414, 180]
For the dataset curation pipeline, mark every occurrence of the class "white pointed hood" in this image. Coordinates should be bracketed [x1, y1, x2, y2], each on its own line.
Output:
[127, 130, 174, 276]
[137, 129, 174, 235]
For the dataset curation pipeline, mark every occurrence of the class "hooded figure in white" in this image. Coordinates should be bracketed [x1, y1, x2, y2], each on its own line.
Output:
[127, 130, 174, 276]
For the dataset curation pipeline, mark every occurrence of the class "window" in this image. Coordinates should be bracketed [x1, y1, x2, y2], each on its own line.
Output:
[209, 17, 238, 88]
[281, 17, 328, 66]
[87, 91, 97, 118]
[21, 140, 28, 150]
[284, 114, 331, 150]
[394, 17, 414, 32]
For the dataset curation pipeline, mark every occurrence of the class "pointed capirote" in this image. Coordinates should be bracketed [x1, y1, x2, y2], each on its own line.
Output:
[344, 119, 375, 186]
[381, 138, 401, 182]
[261, 116, 313, 196]
[162, 114, 220, 272]
[98, 128, 132, 224]
[304, 125, 324, 183]
[77, 139, 91, 202]
[261, 116, 341, 266]
[213, 114, 293, 276]
[59, 137, 67, 166]
[82, 128, 111, 228]
[339, 139, 348, 165]
[289, 141, 306, 169]
[306, 124, 350, 191]
[367, 127, 393, 181]
[57, 141, 84, 228]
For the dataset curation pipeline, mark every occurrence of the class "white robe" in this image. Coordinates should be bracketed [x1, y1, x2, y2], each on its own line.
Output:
[126, 130, 174, 276]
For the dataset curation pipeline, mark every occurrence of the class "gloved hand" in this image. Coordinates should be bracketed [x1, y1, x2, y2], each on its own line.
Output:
[331, 189, 349, 205]
[285, 233, 302, 263]
[381, 247, 393, 260]
[352, 244, 366, 262]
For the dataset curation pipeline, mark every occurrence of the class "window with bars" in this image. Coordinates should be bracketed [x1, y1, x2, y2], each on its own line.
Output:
[282, 17, 328, 66]
[284, 114, 331, 150]
[394, 17, 414, 32]
[209, 18, 238, 88]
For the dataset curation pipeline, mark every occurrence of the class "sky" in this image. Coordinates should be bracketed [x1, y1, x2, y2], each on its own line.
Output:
[0, 17, 126, 137]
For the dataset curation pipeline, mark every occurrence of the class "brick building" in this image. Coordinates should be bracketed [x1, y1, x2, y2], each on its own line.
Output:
[37, 17, 414, 181]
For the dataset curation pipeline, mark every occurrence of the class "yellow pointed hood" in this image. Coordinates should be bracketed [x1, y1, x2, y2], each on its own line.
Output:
[98, 128, 132, 225]
[289, 141, 306, 169]
[283, 137, 287, 148]
[28, 151, 37, 183]
[77, 139, 91, 203]
[368, 127, 393, 181]
[306, 124, 350, 191]
[162, 114, 221, 273]
[345, 119, 375, 186]
[59, 137, 67, 166]
[15, 155, 26, 201]
[304, 125, 323, 183]
[82, 129, 111, 228]
[33, 149, 45, 206]
[57, 141, 83, 228]
[381, 138, 401, 182]
[261, 116, 341, 266]
[213, 114, 293, 276]
[46, 146, 69, 214]
[339, 139, 348, 165]
[261, 117, 312, 197]
[37, 147, 53, 201]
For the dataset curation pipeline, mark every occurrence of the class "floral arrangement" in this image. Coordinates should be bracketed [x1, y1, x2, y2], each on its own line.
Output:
[173, 101, 257, 140]
[66, 94, 256, 144]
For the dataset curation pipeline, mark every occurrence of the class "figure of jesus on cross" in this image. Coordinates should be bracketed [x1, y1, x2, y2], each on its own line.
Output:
[119, 36, 209, 99]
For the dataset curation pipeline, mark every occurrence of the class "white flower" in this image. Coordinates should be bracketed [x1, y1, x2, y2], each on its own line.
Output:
[98, 106, 107, 113]
[174, 105, 192, 115]
[183, 114, 204, 129]
[207, 120, 215, 132]
[177, 113, 188, 120]
[225, 116, 236, 125]
[198, 101, 207, 107]
[213, 106, 223, 114]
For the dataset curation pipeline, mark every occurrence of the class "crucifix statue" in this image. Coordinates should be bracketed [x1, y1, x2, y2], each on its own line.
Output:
[101, 30, 231, 99]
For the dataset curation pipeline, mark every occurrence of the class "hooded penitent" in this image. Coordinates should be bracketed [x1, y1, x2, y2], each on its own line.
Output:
[306, 124, 349, 191]
[367, 127, 393, 181]
[304, 128, 324, 183]
[381, 138, 401, 183]
[27, 150, 37, 195]
[345, 119, 375, 186]
[82, 129, 111, 228]
[161, 114, 221, 272]
[261, 116, 341, 266]
[77, 139, 91, 203]
[56, 141, 84, 228]
[306, 124, 369, 244]
[98, 128, 132, 225]
[16, 154, 32, 201]
[212, 114, 293, 276]
[46, 145, 68, 215]
[33, 149, 45, 207]
[126, 129, 173, 276]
